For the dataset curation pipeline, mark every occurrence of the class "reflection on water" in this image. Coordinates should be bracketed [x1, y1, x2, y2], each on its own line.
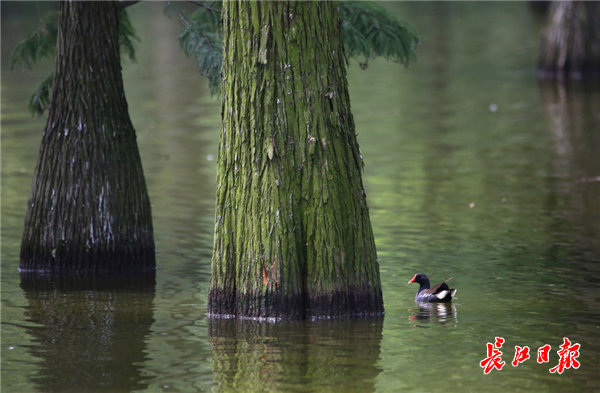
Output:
[208, 317, 384, 392]
[538, 81, 600, 388]
[539, 80, 600, 240]
[19, 272, 156, 392]
[2, 2, 600, 392]
[409, 302, 458, 326]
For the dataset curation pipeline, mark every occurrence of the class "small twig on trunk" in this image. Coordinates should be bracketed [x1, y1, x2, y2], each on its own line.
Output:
[166, 1, 189, 26]
[188, 1, 221, 13]
[115, 1, 140, 11]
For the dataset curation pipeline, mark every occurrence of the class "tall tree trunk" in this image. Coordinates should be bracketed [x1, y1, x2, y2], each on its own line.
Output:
[20, 1, 155, 273]
[538, 1, 600, 79]
[208, 1, 383, 319]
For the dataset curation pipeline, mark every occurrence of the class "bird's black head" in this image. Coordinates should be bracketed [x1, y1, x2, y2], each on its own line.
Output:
[408, 273, 430, 286]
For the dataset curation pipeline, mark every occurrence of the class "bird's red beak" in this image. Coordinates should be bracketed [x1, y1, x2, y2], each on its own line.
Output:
[408, 274, 417, 284]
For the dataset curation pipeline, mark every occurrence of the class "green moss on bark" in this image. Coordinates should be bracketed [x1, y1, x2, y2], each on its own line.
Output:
[208, 1, 383, 320]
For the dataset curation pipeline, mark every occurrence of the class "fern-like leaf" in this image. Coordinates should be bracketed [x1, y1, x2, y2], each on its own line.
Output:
[339, 1, 420, 68]
[12, 7, 141, 117]
[167, 2, 223, 96]
[29, 71, 54, 117]
[11, 11, 59, 71]
[118, 8, 140, 62]
[172, 1, 418, 95]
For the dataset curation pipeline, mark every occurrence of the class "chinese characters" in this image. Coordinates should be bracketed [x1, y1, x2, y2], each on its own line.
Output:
[481, 337, 580, 374]
[480, 337, 506, 373]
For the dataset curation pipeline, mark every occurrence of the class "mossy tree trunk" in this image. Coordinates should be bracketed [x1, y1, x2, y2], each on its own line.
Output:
[20, 1, 155, 273]
[208, 1, 383, 319]
[538, 1, 600, 79]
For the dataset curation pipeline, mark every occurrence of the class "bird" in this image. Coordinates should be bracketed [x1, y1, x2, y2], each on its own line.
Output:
[408, 273, 457, 302]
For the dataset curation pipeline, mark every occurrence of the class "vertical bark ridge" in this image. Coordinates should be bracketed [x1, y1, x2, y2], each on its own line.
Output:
[209, 1, 383, 319]
[20, 1, 155, 273]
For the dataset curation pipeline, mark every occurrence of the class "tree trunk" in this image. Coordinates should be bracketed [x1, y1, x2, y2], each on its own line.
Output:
[20, 1, 155, 273]
[538, 1, 600, 79]
[208, 1, 383, 320]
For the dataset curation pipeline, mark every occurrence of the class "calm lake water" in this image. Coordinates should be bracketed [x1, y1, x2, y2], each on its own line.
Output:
[2, 2, 599, 392]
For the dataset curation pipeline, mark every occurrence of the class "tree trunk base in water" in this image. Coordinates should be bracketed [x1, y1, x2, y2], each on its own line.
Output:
[20, 269, 157, 291]
[208, 287, 384, 321]
[19, 1, 155, 274]
[19, 245, 156, 274]
[208, 0, 384, 321]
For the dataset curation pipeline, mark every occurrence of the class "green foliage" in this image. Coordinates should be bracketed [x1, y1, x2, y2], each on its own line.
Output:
[175, 1, 419, 95]
[12, 7, 140, 117]
[166, 1, 223, 96]
[339, 1, 420, 69]
[28, 71, 54, 117]
[15, 1, 420, 113]
[118, 8, 141, 62]
[10, 11, 59, 72]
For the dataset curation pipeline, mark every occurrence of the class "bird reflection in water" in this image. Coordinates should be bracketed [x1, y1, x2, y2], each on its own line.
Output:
[409, 302, 458, 327]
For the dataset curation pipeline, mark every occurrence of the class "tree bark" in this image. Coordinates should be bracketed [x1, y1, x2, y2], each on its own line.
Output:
[208, 1, 383, 320]
[20, 1, 155, 273]
[538, 1, 600, 79]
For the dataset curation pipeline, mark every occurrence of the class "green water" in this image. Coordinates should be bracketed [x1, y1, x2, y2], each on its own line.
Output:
[2, 2, 599, 392]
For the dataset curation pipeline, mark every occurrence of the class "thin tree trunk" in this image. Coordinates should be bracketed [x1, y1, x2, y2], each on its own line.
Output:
[20, 1, 155, 273]
[208, 1, 383, 319]
[538, 1, 600, 79]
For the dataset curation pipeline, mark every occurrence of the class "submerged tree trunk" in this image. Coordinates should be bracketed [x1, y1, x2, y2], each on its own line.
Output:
[538, 1, 600, 79]
[20, 1, 155, 273]
[208, 1, 383, 319]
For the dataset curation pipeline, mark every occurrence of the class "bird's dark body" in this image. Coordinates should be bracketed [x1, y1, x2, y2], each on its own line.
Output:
[408, 273, 456, 302]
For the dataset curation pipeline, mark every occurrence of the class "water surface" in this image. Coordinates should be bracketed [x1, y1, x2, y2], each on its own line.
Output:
[2, 2, 599, 392]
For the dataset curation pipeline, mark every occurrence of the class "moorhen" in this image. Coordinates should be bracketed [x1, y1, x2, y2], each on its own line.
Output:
[408, 273, 457, 302]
